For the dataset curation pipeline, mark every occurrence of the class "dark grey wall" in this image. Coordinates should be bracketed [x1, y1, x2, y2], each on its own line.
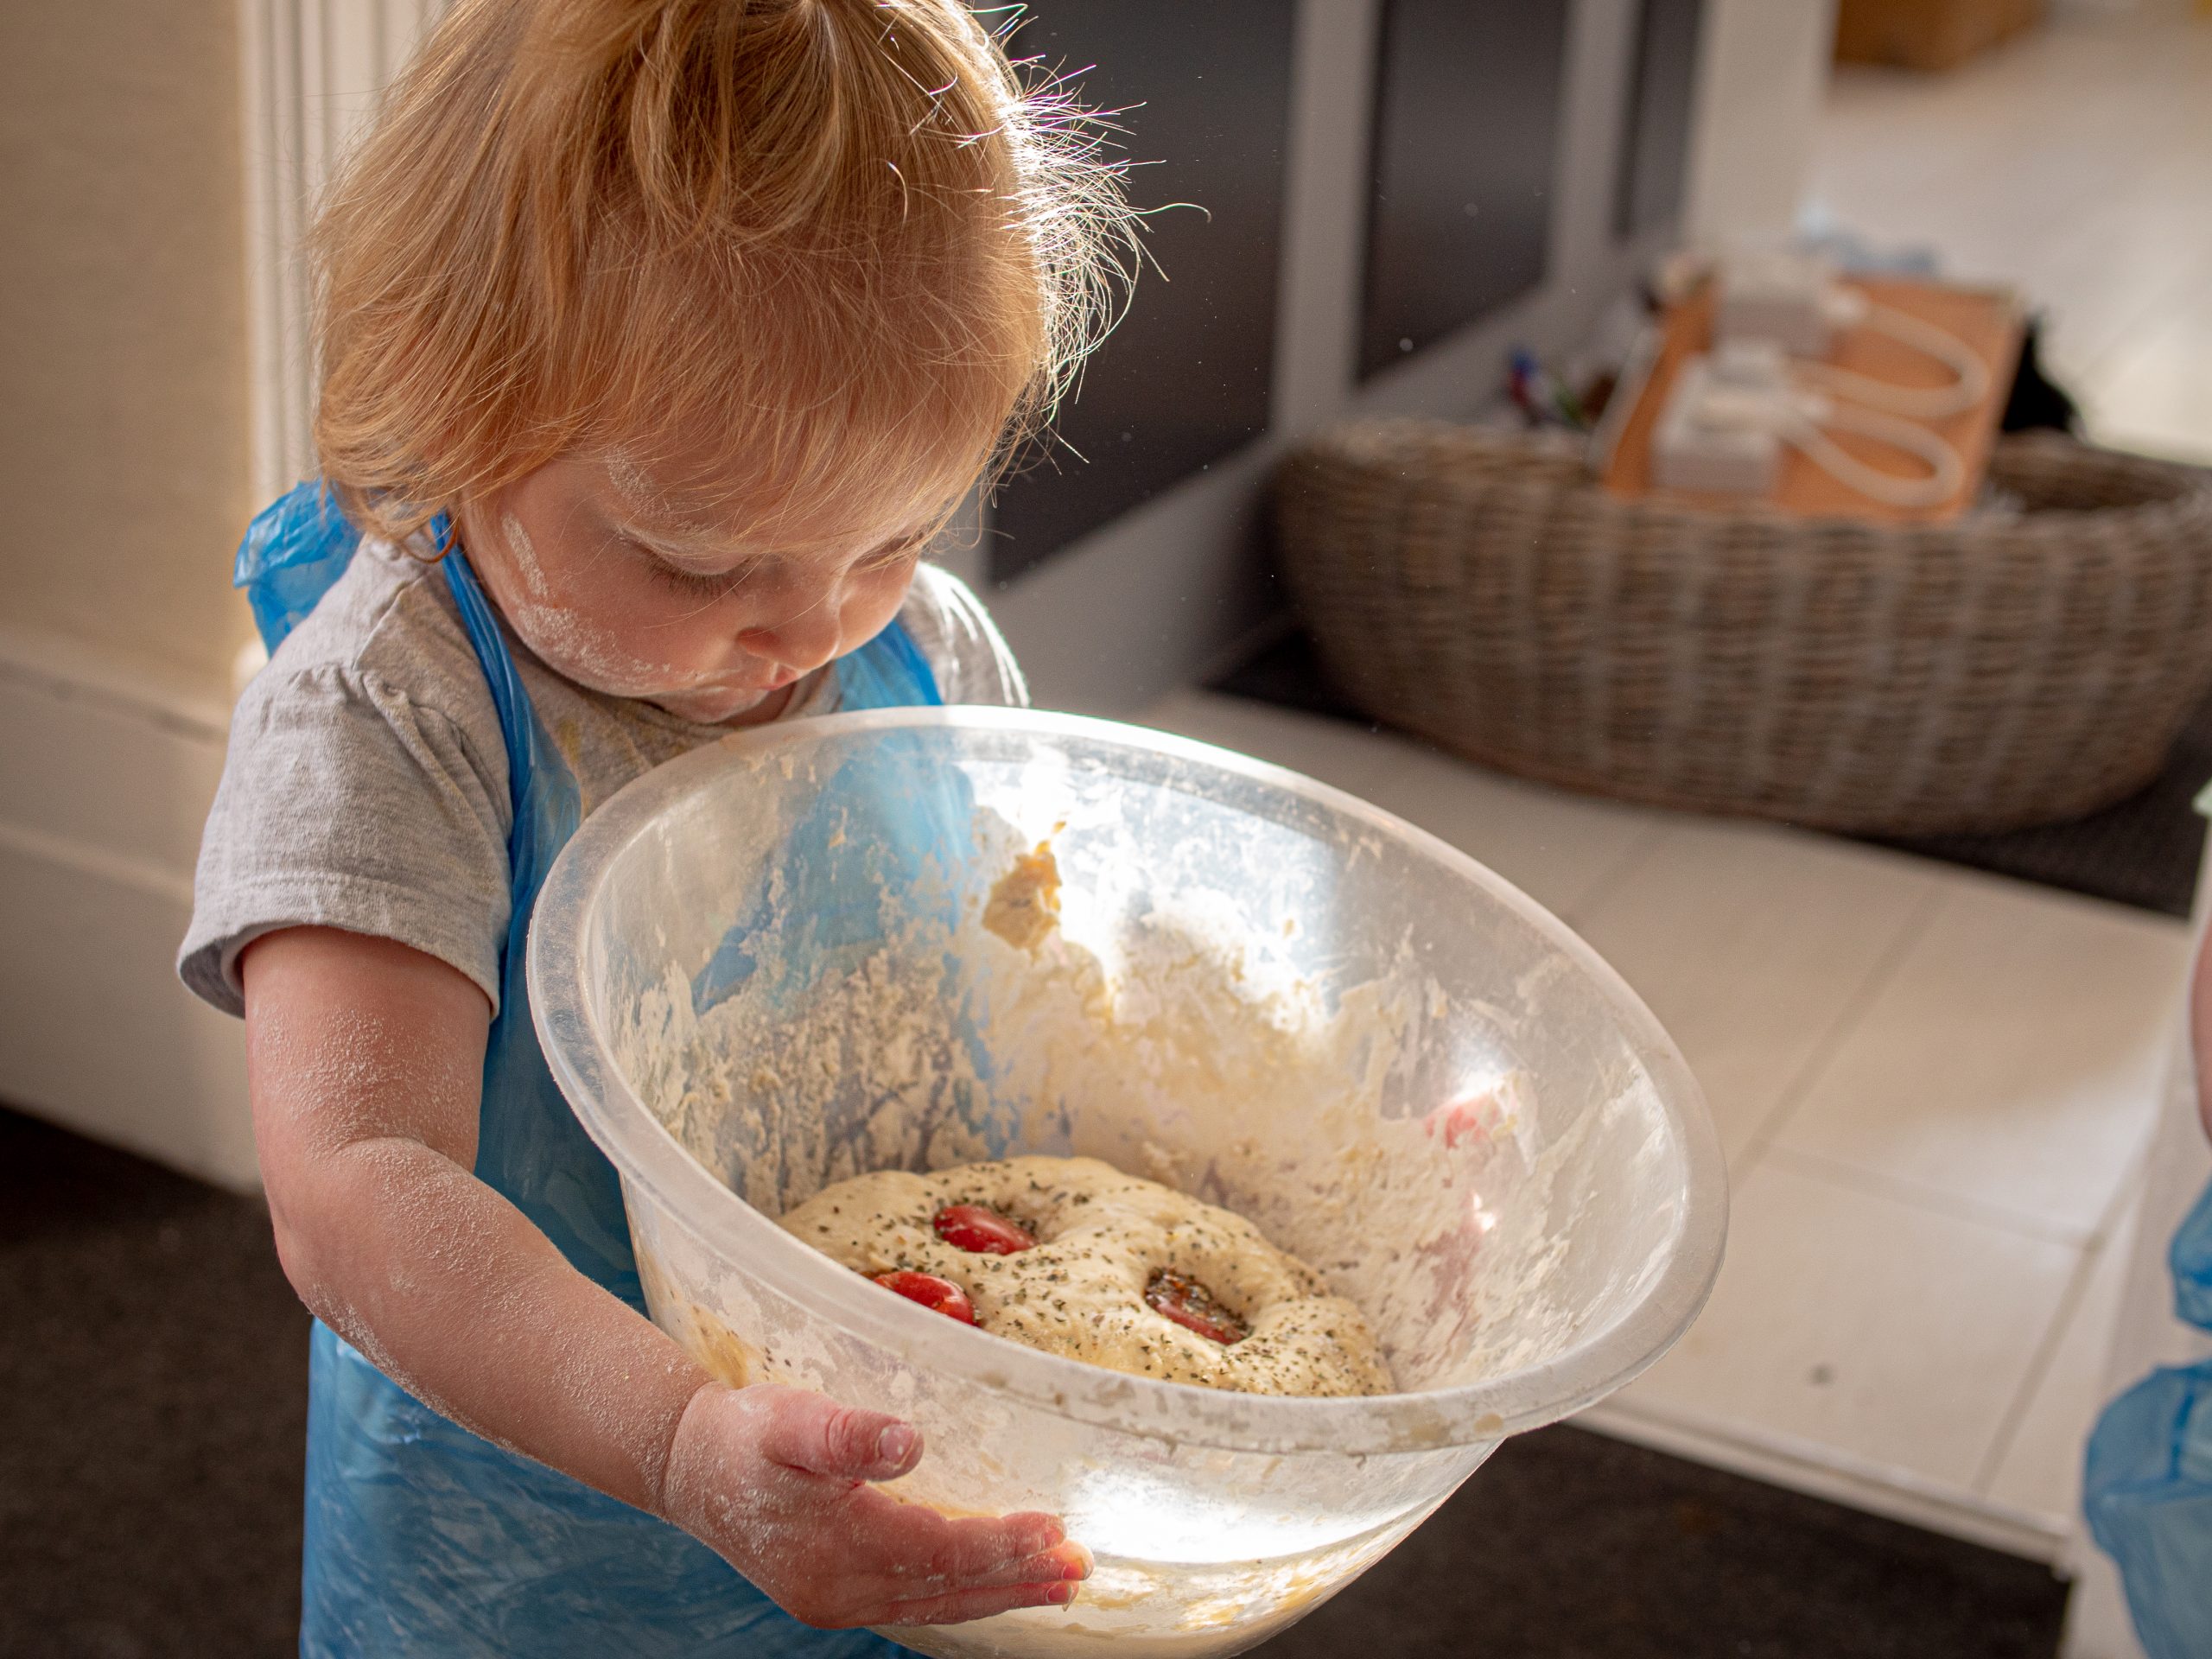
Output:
[977, 0, 1701, 716]
[992, 3, 1296, 584]
[1359, 0, 1572, 380]
[1617, 0, 1707, 238]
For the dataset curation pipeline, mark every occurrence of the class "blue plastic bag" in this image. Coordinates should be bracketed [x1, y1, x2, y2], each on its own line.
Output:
[235, 481, 366, 652]
[2085, 1178, 2212, 1659]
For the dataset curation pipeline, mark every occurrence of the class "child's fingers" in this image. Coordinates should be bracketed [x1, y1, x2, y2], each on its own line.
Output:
[880, 1579, 1080, 1626]
[861, 1498, 1067, 1581]
[959, 1541, 1093, 1590]
[779, 1537, 1080, 1632]
[745, 1388, 920, 1481]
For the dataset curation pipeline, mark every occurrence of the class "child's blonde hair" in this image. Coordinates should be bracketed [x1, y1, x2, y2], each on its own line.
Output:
[312, 0, 1132, 550]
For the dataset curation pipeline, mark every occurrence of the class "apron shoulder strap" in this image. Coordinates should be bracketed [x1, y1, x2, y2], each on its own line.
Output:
[438, 539, 539, 842]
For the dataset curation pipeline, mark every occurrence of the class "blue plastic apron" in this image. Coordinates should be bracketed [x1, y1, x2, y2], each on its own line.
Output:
[238, 483, 931, 1657]
[2084, 1178, 2212, 1658]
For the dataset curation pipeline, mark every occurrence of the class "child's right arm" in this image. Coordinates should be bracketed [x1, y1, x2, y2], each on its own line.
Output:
[242, 925, 1089, 1627]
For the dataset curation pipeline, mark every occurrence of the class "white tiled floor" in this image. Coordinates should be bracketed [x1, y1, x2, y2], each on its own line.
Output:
[1567, 821, 1942, 1169]
[1985, 1202, 2140, 1516]
[1768, 879, 2181, 1243]
[1811, 0, 2212, 464]
[1141, 687, 2190, 1559]
[1624, 1160, 2084, 1494]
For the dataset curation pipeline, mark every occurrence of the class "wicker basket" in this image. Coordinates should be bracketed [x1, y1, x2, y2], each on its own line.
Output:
[1275, 423, 2212, 836]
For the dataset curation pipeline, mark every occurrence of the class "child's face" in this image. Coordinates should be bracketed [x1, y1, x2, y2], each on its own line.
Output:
[458, 451, 931, 725]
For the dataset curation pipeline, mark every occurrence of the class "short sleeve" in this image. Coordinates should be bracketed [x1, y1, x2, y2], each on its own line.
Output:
[178, 663, 513, 1018]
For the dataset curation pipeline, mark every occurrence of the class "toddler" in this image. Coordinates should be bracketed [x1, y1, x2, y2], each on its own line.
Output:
[178, 2, 1130, 1652]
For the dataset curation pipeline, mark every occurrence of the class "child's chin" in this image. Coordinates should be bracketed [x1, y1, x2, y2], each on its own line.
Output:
[651, 683, 777, 725]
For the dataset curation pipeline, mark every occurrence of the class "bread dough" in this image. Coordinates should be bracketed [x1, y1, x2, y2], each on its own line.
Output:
[982, 840, 1061, 951]
[779, 1154, 1394, 1397]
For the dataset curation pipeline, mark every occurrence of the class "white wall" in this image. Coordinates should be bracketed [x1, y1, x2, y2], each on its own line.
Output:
[0, 630, 254, 1187]
[1681, 0, 1839, 245]
[0, 0, 263, 1185]
[241, 0, 452, 501]
[0, 0, 455, 1188]
[0, 0, 257, 692]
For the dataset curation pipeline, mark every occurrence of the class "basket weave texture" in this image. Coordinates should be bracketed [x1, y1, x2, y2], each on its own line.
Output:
[1276, 423, 2212, 836]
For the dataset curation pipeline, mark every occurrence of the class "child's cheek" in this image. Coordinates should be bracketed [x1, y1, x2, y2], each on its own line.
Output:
[849, 562, 920, 640]
[506, 594, 683, 697]
[493, 508, 702, 695]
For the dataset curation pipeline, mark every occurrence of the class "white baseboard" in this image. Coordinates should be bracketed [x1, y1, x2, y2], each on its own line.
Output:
[1579, 1393, 2072, 1566]
[0, 629, 257, 1191]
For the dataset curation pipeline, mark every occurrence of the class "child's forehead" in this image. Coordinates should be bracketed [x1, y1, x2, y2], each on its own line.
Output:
[594, 445, 738, 524]
[582, 448, 937, 555]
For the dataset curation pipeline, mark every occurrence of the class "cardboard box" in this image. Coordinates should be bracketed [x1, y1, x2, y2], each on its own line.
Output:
[1598, 275, 2024, 524]
[1834, 0, 2044, 72]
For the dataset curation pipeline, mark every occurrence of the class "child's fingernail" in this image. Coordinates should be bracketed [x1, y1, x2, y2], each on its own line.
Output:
[875, 1424, 917, 1465]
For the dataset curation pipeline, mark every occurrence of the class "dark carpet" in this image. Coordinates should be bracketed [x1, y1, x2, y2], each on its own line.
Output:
[1256, 1426, 2067, 1659]
[1213, 626, 2212, 921]
[0, 1107, 308, 1659]
[0, 1103, 2067, 1658]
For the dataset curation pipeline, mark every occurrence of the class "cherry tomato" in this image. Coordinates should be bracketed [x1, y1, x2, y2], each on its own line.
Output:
[933, 1204, 1037, 1255]
[870, 1269, 977, 1325]
[1145, 1268, 1248, 1345]
[1424, 1090, 1501, 1150]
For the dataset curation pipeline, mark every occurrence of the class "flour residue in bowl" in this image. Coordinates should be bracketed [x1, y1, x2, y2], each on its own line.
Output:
[613, 803, 1601, 1392]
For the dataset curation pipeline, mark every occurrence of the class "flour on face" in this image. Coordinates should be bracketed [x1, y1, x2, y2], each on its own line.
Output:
[480, 498, 792, 723]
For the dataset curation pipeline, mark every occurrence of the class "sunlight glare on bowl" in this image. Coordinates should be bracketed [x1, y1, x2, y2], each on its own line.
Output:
[1067, 1466, 1369, 1564]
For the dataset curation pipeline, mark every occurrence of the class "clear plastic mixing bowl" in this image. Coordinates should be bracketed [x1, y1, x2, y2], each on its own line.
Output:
[530, 707, 1725, 1658]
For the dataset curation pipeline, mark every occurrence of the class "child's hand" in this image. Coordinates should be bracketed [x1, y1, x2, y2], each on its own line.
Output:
[661, 1382, 1090, 1628]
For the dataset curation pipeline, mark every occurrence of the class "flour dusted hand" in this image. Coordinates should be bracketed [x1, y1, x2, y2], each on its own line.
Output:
[659, 1384, 1088, 1629]
[781, 1155, 1394, 1397]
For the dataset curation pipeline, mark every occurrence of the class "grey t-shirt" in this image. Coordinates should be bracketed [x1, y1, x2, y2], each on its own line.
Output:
[180, 539, 1027, 1018]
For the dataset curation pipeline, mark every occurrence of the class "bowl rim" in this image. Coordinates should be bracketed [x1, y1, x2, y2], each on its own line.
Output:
[528, 704, 1727, 1457]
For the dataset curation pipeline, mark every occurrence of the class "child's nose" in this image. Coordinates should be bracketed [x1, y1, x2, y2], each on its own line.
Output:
[737, 600, 842, 675]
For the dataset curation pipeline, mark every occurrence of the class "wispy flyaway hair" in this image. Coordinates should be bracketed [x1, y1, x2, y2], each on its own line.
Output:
[312, 0, 1136, 549]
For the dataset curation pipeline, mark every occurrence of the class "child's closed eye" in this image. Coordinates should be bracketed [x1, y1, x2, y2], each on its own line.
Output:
[631, 531, 919, 601]
[633, 540, 760, 599]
